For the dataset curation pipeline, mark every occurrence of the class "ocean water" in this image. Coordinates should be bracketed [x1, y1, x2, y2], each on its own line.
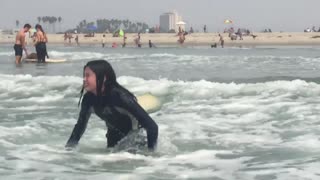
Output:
[1, 44, 320, 180]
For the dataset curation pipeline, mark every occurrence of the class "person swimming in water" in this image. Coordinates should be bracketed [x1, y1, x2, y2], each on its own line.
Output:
[65, 60, 158, 150]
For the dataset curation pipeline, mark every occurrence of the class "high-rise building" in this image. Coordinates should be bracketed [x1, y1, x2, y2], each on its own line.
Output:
[159, 11, 183, 33]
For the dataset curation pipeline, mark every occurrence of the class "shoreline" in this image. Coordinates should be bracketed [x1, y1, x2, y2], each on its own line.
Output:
[1, 32, 320, 47]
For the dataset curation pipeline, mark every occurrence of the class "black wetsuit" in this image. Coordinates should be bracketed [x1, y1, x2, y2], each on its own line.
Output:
[35, 42, 47, 63]
[66, 87, 158, 149]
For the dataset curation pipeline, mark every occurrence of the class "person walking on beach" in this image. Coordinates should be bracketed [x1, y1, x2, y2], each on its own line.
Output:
[14, 24, 31, 64]
[68, 33, 73, 44]
[218, 34, 224, 48]
[189, 27, 194, 33]
[64, 33, 68, 43]
[134, 33, 142, 48]
[178, 32, 186, 44]
[204, 25, 207, 33]
[237, 28, 243, 40]
[149, 40, 156, 48]
[122, 36, 127, 48]
[75, 35, 79, 46]
[102, 34, 105, 48]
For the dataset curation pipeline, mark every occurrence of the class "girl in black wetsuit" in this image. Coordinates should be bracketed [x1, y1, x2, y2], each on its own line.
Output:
[66, 60, 158, 150]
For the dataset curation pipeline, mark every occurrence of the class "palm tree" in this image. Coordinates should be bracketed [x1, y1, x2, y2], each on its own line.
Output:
[48, 16, 56, 33]
[96, 19, 103, 32]
[58, 16, 62, 32]
[136, 22, 140, 31]
[52, 16, 57, 33]
[124, 19, 129, 30]
[77, 21, 83, 33]
[42, 16, 46, 30]
[16, 20, 19, 28]
[131, 23, 137, 32]
[142, 23, 149, 31]
[88, 22, 94, 27]
[46, 17, 50, 32]
[48, 16, 52, 33]
[37, 17, 41, 24]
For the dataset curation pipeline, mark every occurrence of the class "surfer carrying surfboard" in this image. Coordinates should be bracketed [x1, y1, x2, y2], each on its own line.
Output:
[65, 60, 158, 150]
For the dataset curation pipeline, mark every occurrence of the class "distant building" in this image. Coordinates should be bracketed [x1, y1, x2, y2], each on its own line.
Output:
[159, 11, 183, 33]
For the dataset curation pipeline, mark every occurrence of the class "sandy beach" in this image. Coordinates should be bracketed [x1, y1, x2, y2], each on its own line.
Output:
[1, 32, 320, 47]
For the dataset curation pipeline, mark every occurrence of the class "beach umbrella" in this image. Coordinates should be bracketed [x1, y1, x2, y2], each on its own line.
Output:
[176, 21, 186, 25]
[224, 19, 233, 24]
[176, 21, 186, 31]
[87, 25, 97, 31]
[119, 29, 124, 37]
[223, 19, 234, 33]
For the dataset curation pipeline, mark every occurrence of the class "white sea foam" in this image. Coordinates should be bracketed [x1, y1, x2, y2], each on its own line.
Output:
[0, 52, 13, 56]
[0, 73, 320, 179]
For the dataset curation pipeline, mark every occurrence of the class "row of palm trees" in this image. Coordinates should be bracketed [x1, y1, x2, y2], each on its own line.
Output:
[15, 16, 63, 33]
[73, 19, 150, 33]
[37, 16, 63, 33]
[16, 20, 20, 28]
[15, 17, 149, 34]
[96, 19, 149, 33]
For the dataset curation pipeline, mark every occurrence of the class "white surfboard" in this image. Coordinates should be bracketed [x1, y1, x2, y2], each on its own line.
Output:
[23, 58, 67, 63]
[136, 94, 161, 113]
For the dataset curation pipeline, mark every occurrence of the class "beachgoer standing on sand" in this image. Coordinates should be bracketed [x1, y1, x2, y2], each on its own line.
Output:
[75, 35, 79, 46]
[178, 32, 186, 44]
[102, 34, 105, 48]
[218, 34, 224, 48]
[135, 33, 141, 48]
[122, 36, 127, 48]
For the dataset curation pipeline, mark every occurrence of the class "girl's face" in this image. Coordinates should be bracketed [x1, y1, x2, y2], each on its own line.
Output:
[84, 67, 97, 94]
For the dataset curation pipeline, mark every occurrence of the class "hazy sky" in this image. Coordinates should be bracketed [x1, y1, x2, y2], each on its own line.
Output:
[1, 0, 319, 32]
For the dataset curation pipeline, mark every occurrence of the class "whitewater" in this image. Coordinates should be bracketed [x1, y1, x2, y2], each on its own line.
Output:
[1, 45, 320, 180]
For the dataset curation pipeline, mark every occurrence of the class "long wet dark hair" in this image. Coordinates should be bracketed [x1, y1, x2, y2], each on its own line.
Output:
[78, 60, 136, 106]
[35, 24, 47, 42]
[35, 24, 45, 34]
